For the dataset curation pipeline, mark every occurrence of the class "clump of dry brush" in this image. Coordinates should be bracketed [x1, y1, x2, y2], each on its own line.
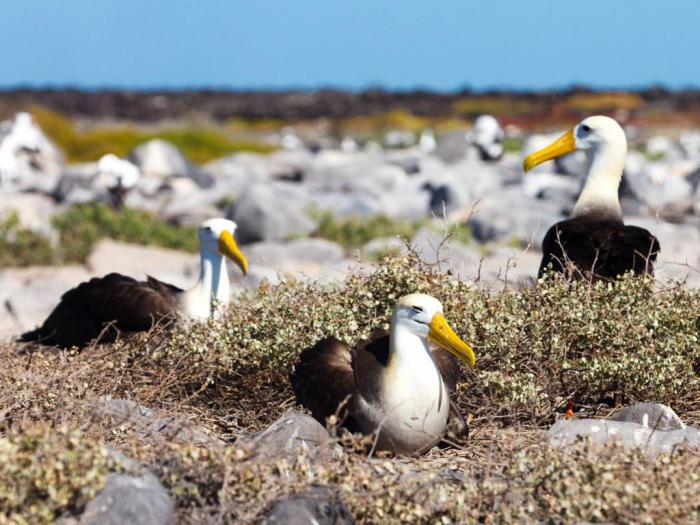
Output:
[1, 253, 700, 523]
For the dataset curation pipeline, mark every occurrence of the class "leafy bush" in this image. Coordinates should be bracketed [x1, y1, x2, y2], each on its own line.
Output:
[0, 204, 200, 267]
[311, 212, 426, 250]
[154, 438, 700, 524]
[0, 425, 121, 524]
[3, 254, 700, 523]
[0, 213, 56, 267]
[31, 107, 275, 163]
[125, 254, 700, 433]
[52, 203, 199, 262]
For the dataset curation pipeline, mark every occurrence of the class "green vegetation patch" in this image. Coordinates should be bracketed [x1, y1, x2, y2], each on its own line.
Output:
[31, 108, 275, 164]
[155, 438, 700, 524]
[0, 213, 56, 266]
[0, 425, 121, 525]
[141, 254, 700, 432]
[52, 203, 199, 262]
[310, 211, 426, 250]
[0, 204, 199, 266]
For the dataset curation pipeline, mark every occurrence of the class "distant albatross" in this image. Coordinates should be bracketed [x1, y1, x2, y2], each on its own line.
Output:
[20, 218, 248, 348]
[291, 293, 476, 455]
[523, 115, 660, 280]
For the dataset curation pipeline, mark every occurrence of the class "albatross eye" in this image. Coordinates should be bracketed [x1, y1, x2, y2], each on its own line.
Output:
[580, 124, 591, 133]
[411, 305, 424, 313]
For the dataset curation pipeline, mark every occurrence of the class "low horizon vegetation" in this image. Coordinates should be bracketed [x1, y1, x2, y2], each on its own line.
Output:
[31, 107, 276, 164]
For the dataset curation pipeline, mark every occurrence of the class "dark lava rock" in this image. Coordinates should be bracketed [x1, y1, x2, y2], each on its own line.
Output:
[264, 485, 354, 525]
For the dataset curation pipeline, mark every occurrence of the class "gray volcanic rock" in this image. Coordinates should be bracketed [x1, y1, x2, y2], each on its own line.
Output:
[0, 265, 92, 342]
[435, 131, 469, 164]
[79, 473, 174, 525]
[264, 485, 354, 525]
[467, 187, 564, 247]
[228, 182, 315, 244]
[130, 139, 212, 187]
[250, 409, 339, 459]
[609, 402, 685, 431]
[548, 409, 700, 457]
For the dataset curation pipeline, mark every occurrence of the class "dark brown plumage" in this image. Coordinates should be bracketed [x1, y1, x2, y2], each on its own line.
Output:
[19, 273, 181, 348]
[538, 215, 660, 281]
[290, 331, 461, 433]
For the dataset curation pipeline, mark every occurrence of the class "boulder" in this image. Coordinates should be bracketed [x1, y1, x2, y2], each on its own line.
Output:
[435, 131, 469, 164]
[228, 182, 316, 244]
[86, 239, 199, 290]
[239, 237, 366, 290]
[250, 409, 339, 459]
[264, 486, 354, 525]
[0, 192, 57, 234]
[467, 187, 565, 248]
[609, 402, 685, 431]
[625, 217, 700, 286]
[130, 139, 212, 187]
[90, 397, 224, 447]
[624, 152, 695, 213]
[548, 410, 700, 457]
[0, 265, 92, 341]
[78, 473, 174, 525]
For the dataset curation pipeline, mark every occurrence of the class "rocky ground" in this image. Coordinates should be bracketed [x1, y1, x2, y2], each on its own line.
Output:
[2, 108, 700, 523]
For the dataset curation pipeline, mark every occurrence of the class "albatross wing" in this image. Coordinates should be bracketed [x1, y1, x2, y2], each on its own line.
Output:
[291, 336, 358, 428]
[20, 273, 181, 348]
[538, 217, 660, 280]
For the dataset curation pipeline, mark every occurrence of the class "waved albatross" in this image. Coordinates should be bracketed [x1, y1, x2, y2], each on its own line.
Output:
[523, 115, 660, 280]
[20, 218, 248, 348]
[291, 293, 476, 455]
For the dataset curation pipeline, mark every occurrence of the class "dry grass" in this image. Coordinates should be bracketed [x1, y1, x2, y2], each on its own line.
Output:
[2, 254, 700, 523]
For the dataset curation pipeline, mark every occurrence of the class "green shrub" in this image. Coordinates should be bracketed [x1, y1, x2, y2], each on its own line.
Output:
[0, 213, 56, 267]
[0, 425, 122, 524]
[155, 438, 700, 524]
[311, 211, 426, 250]
[52, 203, 199, 262]
[140, 254, 700, 431]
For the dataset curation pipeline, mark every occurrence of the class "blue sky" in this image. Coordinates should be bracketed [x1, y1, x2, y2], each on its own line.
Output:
[1, 0, 699, 90]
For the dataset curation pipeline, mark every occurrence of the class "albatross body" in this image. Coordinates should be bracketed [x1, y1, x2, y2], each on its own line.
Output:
[523, 116, 660, 280]
[20, 218, 248, 348]
[291, 294, 475, 455]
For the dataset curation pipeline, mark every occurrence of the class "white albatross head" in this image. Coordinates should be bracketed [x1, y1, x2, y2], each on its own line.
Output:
[392, 293, 475, 367]
[198, 218, 248, 275]
[523, 115, 628, 219]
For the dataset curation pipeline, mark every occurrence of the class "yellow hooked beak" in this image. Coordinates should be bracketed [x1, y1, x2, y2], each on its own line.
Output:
[218, 230, 248, 275]
[428, 312, 476, 368]
[522, 129, 576, 172]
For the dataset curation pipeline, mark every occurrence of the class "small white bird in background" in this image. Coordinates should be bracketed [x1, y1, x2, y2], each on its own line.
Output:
[419, 128, 437, 153]
[0, 112, 58, 184]
[95, 153, 141, 208]
[468, 114, 505, 161]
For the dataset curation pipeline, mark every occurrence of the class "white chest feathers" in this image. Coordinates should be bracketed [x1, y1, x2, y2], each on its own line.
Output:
[372, 334, 451, 454]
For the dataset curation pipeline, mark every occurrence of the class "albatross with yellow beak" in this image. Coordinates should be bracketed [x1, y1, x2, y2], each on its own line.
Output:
[523, 115, 660, 280]
[291, 293, 476, 455]
[20, 218, 248, 348]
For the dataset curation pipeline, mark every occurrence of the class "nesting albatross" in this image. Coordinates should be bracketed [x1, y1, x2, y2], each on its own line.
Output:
[20, 218, 248, 348]
[523, 115, 660, 280]
[291, 293, 475, 455]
